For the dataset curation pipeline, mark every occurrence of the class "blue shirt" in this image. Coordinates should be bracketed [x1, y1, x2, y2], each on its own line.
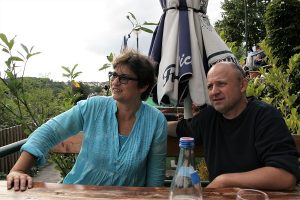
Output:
[21, 96, 167, 186]
[118, 134, 128, 148]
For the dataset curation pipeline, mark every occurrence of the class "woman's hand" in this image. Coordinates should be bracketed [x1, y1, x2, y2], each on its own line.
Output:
[6, 170, 33, 191]
[6, 151, 36, 191]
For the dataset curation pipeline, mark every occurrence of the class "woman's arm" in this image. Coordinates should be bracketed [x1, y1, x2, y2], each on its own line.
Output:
[21, 102, 85, 166]
[146, 117, 167, 186]
[6, 100, 88, 191]
[6, 151, 36, 191]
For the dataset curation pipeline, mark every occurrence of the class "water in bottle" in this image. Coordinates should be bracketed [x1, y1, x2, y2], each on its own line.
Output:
[169, 137, 202, 200]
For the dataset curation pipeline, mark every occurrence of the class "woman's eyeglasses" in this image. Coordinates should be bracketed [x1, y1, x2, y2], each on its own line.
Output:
[108, 71, 138, 84]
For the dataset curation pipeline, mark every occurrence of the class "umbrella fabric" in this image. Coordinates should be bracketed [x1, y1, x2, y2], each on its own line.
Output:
[149, 0, 238, 107]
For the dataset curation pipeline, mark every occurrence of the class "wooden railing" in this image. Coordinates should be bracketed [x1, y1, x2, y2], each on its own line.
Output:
[0, 125, 27, 174]
[51, 133, 299, 187]
[51, 134, 300, 161]
[1, 120, 299, 179]
[51, 133, 204, 157]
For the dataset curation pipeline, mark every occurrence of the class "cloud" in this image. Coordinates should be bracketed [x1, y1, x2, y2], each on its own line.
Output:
[0, 0, 222, 82]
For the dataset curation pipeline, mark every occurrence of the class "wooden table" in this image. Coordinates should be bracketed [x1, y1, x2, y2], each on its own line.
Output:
[1, 181, 300, 199]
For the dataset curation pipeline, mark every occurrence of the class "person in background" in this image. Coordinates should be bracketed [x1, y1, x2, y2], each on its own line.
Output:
[7, 50, 167, 191]
[168, 61, 300, 190]
[253, 45, 267, 68]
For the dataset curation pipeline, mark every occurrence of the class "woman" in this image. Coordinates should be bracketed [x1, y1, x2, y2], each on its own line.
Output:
[7, 50, 167, 191]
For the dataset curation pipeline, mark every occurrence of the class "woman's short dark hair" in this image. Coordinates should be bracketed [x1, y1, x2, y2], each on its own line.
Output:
[112, 50, 156, 101]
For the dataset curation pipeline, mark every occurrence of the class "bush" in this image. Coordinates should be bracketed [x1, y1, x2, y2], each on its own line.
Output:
[264, 0, 300, 106]
[264, 0, 300, 67]
[247, 50, 300, 134]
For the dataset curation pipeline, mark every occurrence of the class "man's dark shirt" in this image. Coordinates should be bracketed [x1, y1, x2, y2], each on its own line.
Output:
[177, 97, 300, 182]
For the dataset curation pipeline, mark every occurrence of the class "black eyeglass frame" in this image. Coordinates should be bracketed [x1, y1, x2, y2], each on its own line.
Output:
[108, 71, 139, 84]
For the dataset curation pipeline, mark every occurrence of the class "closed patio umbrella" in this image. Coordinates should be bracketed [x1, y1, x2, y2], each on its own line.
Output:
[149, 0, 237, 116]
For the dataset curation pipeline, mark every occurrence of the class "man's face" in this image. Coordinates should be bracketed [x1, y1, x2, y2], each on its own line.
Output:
[207, 63, 247, 119]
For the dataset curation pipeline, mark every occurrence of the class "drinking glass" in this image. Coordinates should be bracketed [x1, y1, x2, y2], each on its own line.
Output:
[236, 189, 269, 200]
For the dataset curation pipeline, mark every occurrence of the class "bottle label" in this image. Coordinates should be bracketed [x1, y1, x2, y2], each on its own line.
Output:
[178, 166, 194, 176]
[190, 171, 200, 185]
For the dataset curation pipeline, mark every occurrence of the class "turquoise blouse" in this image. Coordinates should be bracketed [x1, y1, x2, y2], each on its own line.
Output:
[21, 96, 167, 186]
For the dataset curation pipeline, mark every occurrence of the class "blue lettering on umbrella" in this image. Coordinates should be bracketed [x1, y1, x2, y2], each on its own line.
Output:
[163, 64, 176, 87]
[179, 54, 192, 68]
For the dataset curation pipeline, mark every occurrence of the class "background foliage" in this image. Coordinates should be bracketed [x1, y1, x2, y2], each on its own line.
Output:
[217, 0, 300, 135]
[0, 33, 105, 178]
[264, 0, 300, 108]
[246, 48, 300, 134]
[264, 0, 300, 68]
[215, 0, 270, 54]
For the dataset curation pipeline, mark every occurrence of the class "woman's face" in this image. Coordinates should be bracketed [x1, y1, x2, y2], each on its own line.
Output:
[110, 65, 146, 104]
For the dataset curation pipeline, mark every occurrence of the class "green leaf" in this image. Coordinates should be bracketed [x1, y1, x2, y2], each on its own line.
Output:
[99, 63, 111, 71]
[61, 66, 71, 73]
[2, 48, 9, 53]
[0, 33, 9, 47]
[73, 72, 82, 78]
[140, 27, 153, 33]
[62, 73, 70, 77]
[21, 44, 29, 54]
[26, 54, 32, 59]
[5, 60, 11, 68]
[27, 52, 41, 59]
[143, 22, 158, 26]
[71, 64, 79, 75]
[10, 56, 23, 62]
[5, 70, 14, 79]
[133, 27, 141, 32]
[17, 51, 26, 59]
[30, 46, 34, 53]
[107, 53, 114, 62]
[8, 38, 15, 50]
[128, 12, 136, 20]
[73, 64, 79, 70]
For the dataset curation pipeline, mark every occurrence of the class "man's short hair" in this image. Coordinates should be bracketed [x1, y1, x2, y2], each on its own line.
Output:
[212, 61, 246, 79]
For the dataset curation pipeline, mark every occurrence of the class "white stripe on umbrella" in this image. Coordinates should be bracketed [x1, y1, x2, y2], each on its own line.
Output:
[149, 0, 237, 108]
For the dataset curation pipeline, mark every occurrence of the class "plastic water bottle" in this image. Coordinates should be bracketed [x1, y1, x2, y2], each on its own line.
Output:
[169, 137, 202, 200]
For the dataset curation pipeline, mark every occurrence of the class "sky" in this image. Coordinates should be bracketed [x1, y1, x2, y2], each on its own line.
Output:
[0, 0, 223, 82]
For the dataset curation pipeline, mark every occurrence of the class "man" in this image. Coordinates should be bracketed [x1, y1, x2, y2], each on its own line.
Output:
[168, 62, 300, 190]
[253, 45, 267, 68]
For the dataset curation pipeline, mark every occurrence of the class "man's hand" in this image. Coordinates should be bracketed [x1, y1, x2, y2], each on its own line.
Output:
[206, 174, 228, 188]
[6, 170, 33, 191]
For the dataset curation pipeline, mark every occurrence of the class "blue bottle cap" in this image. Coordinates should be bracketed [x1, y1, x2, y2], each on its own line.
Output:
[190, 171, 201, 185]
[179, 137, 195, 149]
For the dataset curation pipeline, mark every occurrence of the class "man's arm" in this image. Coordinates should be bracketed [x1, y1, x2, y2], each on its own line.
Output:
[207, 166, 297, 190]
[168, 121, 178, 137]
[167, 113, 202, 146]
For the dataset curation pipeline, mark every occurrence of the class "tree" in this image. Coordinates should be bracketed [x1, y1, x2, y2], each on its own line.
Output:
[264, 0, 300, 108]
[61, 64, 82, 88]
[246, 48, 300, 134]
[264, 0, 300, 67]
[218, 30, 245, 63]
[0, 33, 72, 131]
[0, 33, 42, 131]
[215, 0, 270, 54]
[124, 12, 157, 52]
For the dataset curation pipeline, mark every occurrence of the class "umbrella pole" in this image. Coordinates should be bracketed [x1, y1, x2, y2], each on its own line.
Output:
[183, 93, 193, 119]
